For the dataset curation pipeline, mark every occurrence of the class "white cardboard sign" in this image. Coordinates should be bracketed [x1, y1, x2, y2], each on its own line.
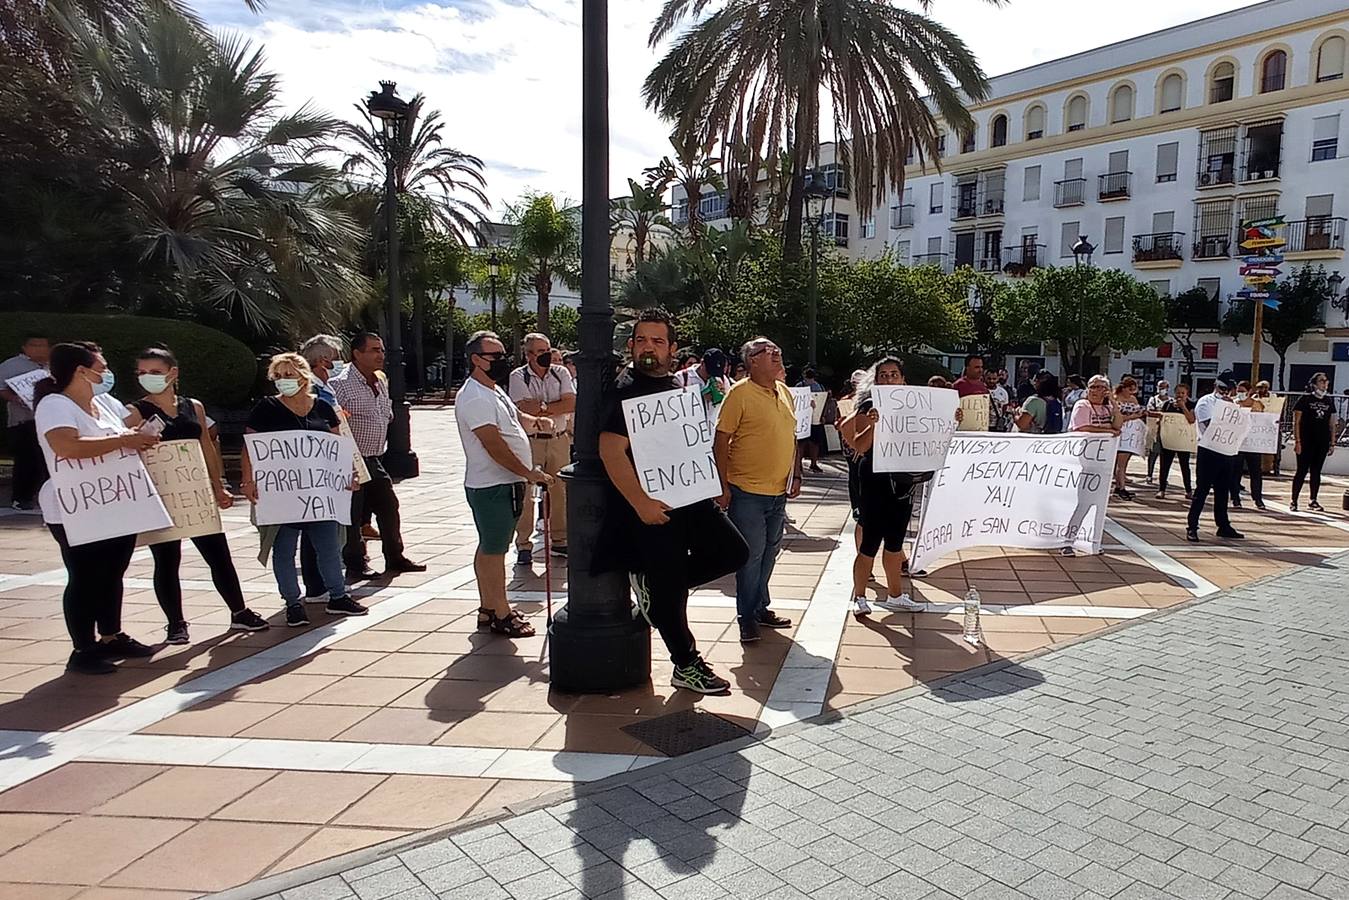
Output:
[911, 433, 1116, 572]
[5, 368, 50, 411]
[872, 386, 960, 474]
[245, 431, 357, 526]
[1160, 413, 1198, 453]
[1198, 403, 1251, 457]
[957, 395, 990, 432]
[1239, 411, 1279, 454]
[137, 439, 224, 546]
[789, 387, 813, 439]
[622, 386, 721, 510]
[1119, 419, 1147, 456]
[49, 446, 173, 546]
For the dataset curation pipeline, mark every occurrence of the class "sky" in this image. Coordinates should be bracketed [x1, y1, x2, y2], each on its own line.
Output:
[197, 0, 1261, 218]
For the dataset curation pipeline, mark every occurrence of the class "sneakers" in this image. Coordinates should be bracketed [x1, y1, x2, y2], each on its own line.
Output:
[1289, 501, 1300, 512]
[1216, 527, 1245, 540]
[853, 596, 872, 618]
[672, 657, 731, 694]
[756, 610, 792, 629]
[286, 605, 310, 627]
[1308, 501, 1325, 512]
[1185, 528, 1200, 543]
[515, 548, 533, 567]
[10, 500, 35, 512]
[877, 593, 926, 612]
[303, 591, 330, 605]
[67, 649, 116, 675]
[165, 622, 190, 645]
[230, 609, 270, 632]
[98, 633, 155, 659]
[630, 573, 654, 627]
[738, 619, 761, 643]
[1060, 547, 1076, 557]
[550, 545, 569, 558]
[326, 596, 369, 617]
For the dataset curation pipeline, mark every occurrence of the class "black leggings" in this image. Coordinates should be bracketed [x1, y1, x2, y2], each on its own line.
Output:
[1158, 450, 1192, 493]
[149, 532, 246, 626]
[857, 477, 915, 558]
[1230, 452, 1263, 504]
[1292, 445, 1329, 504]
[49, 525, 135, 651]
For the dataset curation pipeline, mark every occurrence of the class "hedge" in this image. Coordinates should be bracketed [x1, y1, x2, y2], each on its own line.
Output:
[0, 313, 257, 410]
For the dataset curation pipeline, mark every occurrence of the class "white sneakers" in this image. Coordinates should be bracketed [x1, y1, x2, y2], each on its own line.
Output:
[877, 594, 926, 612]
[853, 596, 872, 617]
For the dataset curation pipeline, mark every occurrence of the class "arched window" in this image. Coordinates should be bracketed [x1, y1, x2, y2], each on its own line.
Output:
[1066, 94, 1088, 132]
[961, 127, 975, 154]
[991, 114, 1008, 147]
[1261, 50, 1287, 93]
[1109, 85, 1133, 123]
[1318, 36, 1346, 82]
[1210, 61, 1235, 103]
[1025, 105, 1046, 140]
[1160, 74, 1183, 113]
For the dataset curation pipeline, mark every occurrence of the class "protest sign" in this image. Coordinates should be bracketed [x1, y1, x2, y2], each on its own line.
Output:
[1262, 395, 1285, 418]
[5, 368, 49, 411]
[1198, 403, 1251, 456]
[622, 385, 721, 509]
[809, 392, 826, 425]
[789, 387, 813, 439]
[872, 386, 960, 473]
[957, 395, 989, 432]
[49, 446, 172, 546]
[837, 398, 856, 421]
[137, 440, 223, 545]
[911, 433, 1116, 571]
[1119, 419, 1147, 456]
[338, 420, 372, 484]
[1160, 413, 1197, 452]
[1239, 412, 1279, 454]
[1145, 416, 1161, 452]
[245, 430, 357, 526]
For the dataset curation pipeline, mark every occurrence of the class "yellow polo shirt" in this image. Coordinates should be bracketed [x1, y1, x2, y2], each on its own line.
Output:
[716, 378, 797, 496]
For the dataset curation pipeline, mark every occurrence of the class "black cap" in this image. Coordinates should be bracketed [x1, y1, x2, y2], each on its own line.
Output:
[1214, 371, 1235, 391]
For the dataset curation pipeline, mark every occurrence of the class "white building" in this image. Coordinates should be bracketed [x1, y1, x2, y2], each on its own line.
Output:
[678, 0, 1349, 393]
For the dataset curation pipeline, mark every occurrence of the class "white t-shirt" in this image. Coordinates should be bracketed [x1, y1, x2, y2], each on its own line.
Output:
[1193, 392, 1225, 436]
[34, 393, 130, 524]
[456, 377, 531, 489]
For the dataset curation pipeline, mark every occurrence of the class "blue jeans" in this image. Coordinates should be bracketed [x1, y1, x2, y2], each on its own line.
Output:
[726, 486, 787, 621]
[273, 521, 347, 607]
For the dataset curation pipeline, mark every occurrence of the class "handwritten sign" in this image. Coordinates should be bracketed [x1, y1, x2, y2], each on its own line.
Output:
[911, 433, 1116, 571]
[49, 447, 172, 546]
[1262, 395, 1285, 418]
[5, 368, 50, 411]
[1119, 419, 1147, 456]
[873, 386, 960, 473]
[622, 386, 721, 510]
[1145, 416, 1161, 451]
[245, 430, 357, 526]
[836, 398, 856, 422]
[137, 440, 223, 546]
[957, 395, 989, 432]
[1198, 403, 1251, 457]
[1240, 412, 1279, 454]
[789, 387, 813, 439]
[809, 392, 827, 425]
[338, 420, 372, 485]
[1160, 413, 1197, 453]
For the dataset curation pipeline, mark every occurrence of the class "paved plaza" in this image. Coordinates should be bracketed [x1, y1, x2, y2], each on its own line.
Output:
[0, 405, 1346, 898]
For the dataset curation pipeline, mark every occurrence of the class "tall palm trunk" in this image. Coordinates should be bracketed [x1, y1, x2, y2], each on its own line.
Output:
[535, 267, 552, 336]
[444, 289, 455, 398]
[412, 289, 425, 396]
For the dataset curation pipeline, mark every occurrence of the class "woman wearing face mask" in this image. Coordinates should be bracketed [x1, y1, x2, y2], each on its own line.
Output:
[124, 347, 269, 643]
[1151, 383, 1196, 500]
[1229, 380, 1266, 511]
[242, 353, 366, 626]
[1290, 372, 1337, 512]
[33, 342, 161, 674]
[1110, 377, 1147, 501]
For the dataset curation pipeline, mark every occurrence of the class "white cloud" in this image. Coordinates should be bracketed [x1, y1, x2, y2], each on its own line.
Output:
[198, 0, 1256, 212]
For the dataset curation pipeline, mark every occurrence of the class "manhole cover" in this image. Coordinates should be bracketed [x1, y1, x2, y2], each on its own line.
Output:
[622, 708, 752, 757]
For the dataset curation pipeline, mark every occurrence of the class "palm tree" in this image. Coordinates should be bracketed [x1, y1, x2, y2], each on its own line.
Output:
[643, 131, 724, 238]
[506, 192, 580, 336]
[611, 178, 673, 266]
[644, 0, 996, 262]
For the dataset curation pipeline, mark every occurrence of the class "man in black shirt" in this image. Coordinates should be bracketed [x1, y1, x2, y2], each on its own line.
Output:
[597, 309, 748, 694]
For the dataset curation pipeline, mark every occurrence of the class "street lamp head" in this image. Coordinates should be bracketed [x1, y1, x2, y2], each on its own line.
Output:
[803, 173, 830, 220]
[488, 250, 500, 278]
[1329, 269, 1344, 294]
[366, 80, 410, 123]
[1071, 235, 1095, 266]
[1329, 270, 1349, 313]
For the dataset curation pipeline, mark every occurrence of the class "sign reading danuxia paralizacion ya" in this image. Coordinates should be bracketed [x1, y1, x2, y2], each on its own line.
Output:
[245, 430, 358, 526]
[622, 385, 721, 510]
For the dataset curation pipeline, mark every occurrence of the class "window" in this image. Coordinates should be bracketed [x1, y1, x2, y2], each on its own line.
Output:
[936, 134, 947, 157]
[1108, 150, 1129, 174]
[1064, 158, 1083, 180]
[980, 230, 1003, 270]
[824, 212, 850, 245]
[1023, 165, 1041, 202]
[1313, 115, 1340, 162]
[1260, 50, 1287, 93]
[895, 240, 911, 264]
[926, 236, 943, 258]
[1149, 280, 1171, 297]
[1104, 217, 1126, 254]
[1152, 211, 1176, 234]
[1210, 61, 1235, 103]
[1066, 94, 1088, 132]
[961, 129, 976, 154]
[1193, 200, 1234, 258]
[1307, 194, 1334, 219]
[1025, 105, 1046, 140]
[1197, 127, 1237, 185]
[1244, 121, 1283, 180]
[1060, 221, 1080, 258]
[698, 192, 728, 220]
[1197, 278, 1222, 301]
[1156, 142, 1179, 182]
[1240, 195, 1278, 228]
[929, 182, 944, 214]
[1160, 74, 1183, 113]
[1318, 36, 1346, 82]
[861, 215, 876, 239]
[991, 114, 1008, 148]
[1110, 84, 1134, 123]
[981, 171, 1005, 214]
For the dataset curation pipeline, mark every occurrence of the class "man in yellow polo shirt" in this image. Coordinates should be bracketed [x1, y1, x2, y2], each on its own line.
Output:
[714, 336, 803, 642]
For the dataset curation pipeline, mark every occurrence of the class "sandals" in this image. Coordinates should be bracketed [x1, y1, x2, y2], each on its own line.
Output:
[477, 607, 536, 637]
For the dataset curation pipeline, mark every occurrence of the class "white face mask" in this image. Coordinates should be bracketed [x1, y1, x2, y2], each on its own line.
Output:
[1235, 392, 1247, 402]
[1314, 388, 1327, 399]
[330, 361, 347, 378]
[275, 378, 302, 397]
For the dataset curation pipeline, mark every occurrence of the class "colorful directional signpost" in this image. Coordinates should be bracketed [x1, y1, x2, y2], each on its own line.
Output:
[1237, 217, 1286, 378]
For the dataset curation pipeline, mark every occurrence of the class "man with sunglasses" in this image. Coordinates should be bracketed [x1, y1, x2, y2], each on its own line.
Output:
[714, 337, 802, 643]
[508, 333, 577, 565]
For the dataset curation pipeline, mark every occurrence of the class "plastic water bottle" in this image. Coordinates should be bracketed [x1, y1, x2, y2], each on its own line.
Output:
[962, 587, 982, 646]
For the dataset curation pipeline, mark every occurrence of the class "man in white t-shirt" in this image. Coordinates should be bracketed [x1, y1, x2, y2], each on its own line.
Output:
[507, 332, 576, 564]
[456, 331, 555, 638]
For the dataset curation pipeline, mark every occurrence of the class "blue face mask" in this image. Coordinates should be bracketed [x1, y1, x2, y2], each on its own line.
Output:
[330, 361, 347, 379]
[92, 370, 116, 396]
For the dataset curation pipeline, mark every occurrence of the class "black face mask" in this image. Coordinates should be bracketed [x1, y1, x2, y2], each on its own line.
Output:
[484, 357, 512, 382]
[535, 352, 552, 368]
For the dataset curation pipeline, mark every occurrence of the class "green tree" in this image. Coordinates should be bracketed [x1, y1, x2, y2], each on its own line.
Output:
[610, 178, 673, 266]
[643, 131, 724, 238]
[994, 266, 1166, 376]
[1165, 286, 1220, 385]
[403, 219, 469, 390]
[644, 0, 994, 262]
[506, 193, 580, 336]
[1221, 265, 1330, 390]
[847, 256, 973, 355]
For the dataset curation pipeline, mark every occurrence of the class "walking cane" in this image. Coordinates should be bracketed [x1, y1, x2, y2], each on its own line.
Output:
[541, 484, 554, 629]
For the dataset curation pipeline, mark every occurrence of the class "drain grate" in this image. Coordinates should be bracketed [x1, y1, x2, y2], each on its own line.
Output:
[622, 708, 752, 757]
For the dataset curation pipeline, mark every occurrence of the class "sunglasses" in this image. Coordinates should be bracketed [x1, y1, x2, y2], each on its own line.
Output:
[476, 351, 507, 360]
[749, 347, 781, 358]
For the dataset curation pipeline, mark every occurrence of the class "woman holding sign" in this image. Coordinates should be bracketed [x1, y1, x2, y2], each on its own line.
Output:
[125, 348, 270, 643]
[1109, 378, 1147, 501]
[1151, 383, 1196, 500]
[242, 353, 366, 626]
[34, 342, 161, 675]
[1230, 381, 1266, 510]
[1290, 372, 1337, 512]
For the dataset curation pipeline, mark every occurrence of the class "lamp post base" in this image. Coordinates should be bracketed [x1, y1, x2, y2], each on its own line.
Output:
[383, 449, 419, 481]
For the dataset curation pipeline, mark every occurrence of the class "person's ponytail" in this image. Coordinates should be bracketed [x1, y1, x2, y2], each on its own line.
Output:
[33, 342, 100, 408]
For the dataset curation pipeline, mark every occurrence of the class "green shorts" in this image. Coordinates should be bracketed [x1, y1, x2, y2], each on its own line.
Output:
[466, 483, 525, 555]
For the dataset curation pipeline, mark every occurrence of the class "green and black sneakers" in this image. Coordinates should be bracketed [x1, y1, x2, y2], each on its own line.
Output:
[672, 657, 731, 694]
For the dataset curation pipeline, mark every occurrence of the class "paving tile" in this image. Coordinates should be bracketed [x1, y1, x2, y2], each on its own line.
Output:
[105, 820, 316, 892]
[0, 763, 165, 815]
[216, 770, 388, 824]
[336, 775, 496, 829]
[0, 815, 190, 885]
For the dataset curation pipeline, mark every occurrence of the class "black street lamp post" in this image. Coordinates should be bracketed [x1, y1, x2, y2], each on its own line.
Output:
[366, 80, 419, 479]
[1071, 235, 1096, 377]
[488, 250, 500, 332]
[548, 0, 651, 692]
[803, 174, 830, 368]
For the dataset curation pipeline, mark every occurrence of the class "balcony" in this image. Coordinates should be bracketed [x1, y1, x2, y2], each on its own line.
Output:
[911, 252, 951, 271]
[890, 204, 915, 229]
[1285, 217, 1346, 260]
[976, 257, 1003, 272]
[1001, 244, 1046, 276]
[953, 182, 978, 221]
[1193, 235, 1232, 260]
[1098, 171, 1131, 201]
[1133, 232, 1185, 268]
[1054, 178, 1087, 208]
[1197, 166, 1234, 188]
[980, 190, 1005, 216]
